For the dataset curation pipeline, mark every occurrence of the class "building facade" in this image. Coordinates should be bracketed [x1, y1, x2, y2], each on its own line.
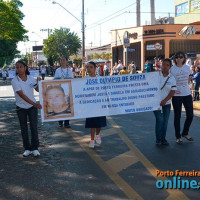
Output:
[175, 0, 200, 24]
[111, 24, 200, 71]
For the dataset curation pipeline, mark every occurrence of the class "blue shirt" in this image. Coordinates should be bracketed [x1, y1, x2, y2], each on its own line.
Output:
[192, 72, 200, 84]
[145, 63, 151, 73]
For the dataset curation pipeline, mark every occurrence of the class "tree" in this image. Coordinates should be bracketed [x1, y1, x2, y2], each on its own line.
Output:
[73, 57, 82, 66]
[0, 0, 27, 66]
[88, 52, 112, 60]
[43, 28, 81, 65]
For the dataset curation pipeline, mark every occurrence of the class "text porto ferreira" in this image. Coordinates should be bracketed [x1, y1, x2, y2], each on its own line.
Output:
[156, 170, 200, 189]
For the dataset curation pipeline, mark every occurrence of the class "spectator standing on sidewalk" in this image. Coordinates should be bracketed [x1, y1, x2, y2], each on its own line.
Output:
[41, 65, 46, 80]
[2, 69, 8, 83]
[153, 59, 176, 146]
[144, 60, 151, 73]
[189, 65, 196, 99]
[116, 60, 123, 74]
[85, 61, 107, 148]
[170, 51, 194, 144]
[103, 62, 110, 76]
[129, 61, 136, 74]
[11, 60, 42, 157]
[192, 66, 200, 101]
[119, 66, 129, 75]
[112, 62, 118, 75]
[54, 56, 73, 128]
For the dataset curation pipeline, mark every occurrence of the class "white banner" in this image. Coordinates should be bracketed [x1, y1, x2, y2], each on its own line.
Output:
[8, 70, 39, 78]
[8, 70, 16, 78]
[39, 72, 161, 122]
[30, 70, 39, 77]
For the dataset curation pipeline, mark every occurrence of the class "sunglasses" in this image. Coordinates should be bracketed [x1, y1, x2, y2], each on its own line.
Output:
[175, 55, 184, 59]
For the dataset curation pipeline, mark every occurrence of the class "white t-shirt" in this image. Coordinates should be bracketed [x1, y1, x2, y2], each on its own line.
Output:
[170, 64, 191, 96]
[186, 58, 192, 67]
[11, 75, 37, 109]
[54, 67, 73, 79]
[159, 72, 177, 105]
[2, 71, 7, 77]
[41, 68, 46, 74]
[117, 64, 122, 70]
[104, 64, 110, 71]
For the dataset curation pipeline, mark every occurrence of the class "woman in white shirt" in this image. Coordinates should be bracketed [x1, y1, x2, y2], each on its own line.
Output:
[54, 56, 73, 128]
[11, 60, 42, 157]
[154, 59, 176, 145]
[170, 52, 193, 144]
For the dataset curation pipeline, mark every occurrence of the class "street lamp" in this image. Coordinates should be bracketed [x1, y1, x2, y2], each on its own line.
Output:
[52, 1, 86, 77]
[32, 31, 43, 39]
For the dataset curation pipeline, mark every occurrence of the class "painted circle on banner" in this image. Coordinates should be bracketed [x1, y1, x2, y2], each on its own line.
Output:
[154, 43, 161, 50]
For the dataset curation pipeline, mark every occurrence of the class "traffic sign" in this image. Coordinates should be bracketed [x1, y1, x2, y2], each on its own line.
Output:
[154, 43, 162, 50]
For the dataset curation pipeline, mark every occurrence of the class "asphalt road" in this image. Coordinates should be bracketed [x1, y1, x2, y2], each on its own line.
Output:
[1, 80, 200, 200]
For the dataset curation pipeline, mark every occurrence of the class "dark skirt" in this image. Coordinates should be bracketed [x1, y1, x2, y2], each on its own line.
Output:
[85, 116, 107, 128]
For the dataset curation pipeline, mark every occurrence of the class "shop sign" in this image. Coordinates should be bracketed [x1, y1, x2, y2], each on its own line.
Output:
[33, 45, 43, 51]
[175, 2, 189, 16]
[154, 43, 162, 50]
[144, 29, 164, 35]
[146, 44, 162, 51]
[179, 25, 199, 39]
[128, 33, 138, 39]
[191, 0, 200, 12]
[128, 48, 136, 52]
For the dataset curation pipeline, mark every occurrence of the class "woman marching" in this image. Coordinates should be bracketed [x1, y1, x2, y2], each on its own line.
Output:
[11, 60, 42, 157]
[54, 56, 73, 128]
[153, 59, 176, 145]
[170, 52, 194, 144]
[85, 61, 107, 148]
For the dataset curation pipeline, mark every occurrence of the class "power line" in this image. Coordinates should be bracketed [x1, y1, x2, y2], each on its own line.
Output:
[86, 11, 127, 30]
[86, 1, 137, 29]
[128, 11, 200, 14]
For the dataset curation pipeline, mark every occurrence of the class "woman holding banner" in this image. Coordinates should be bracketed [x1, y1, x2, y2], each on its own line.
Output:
[85, 61, 107, 148]
[153, 59, 176, 146]
[170, 52, 194, 144]
[54, 56, 73, 128]
[11, 60, 42, 157]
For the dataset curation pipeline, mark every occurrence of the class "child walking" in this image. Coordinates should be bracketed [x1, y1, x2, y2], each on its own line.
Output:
[85, 61, 107, 148]
[11, 60, 42, 157]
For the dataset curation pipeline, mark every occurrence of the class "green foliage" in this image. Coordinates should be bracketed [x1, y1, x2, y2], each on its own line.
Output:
[23, 52, 33, 65]
[43, 28, 81, 65]
[88, 52, 112, 60]
[0, 0, 27, 66]
[72, 57, 82, 66]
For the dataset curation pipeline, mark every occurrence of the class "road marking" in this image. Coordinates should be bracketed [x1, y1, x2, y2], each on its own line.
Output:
[108, 117, 189, 200]
[65, 125, 143, 200]
[106, 150, 139, 173]
[66, 117, 189, 200]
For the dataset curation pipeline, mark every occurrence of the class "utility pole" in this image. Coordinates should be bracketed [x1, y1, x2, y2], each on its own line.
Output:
[30, 41, 38, 67]
[52, 1, 86, 77]
[99, 24, 102, 46]
[150, 0, 155, 25]
[40, 28, 52, 38]
[82, 0, 86, 77]
[136, 0, 141, 26]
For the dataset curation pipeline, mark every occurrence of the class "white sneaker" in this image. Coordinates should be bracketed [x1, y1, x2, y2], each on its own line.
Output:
[88, 140, 95, 148]
[23, 150, 32, 157]
[95, 134, 102, 145]
[32, 150, 40, 157]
